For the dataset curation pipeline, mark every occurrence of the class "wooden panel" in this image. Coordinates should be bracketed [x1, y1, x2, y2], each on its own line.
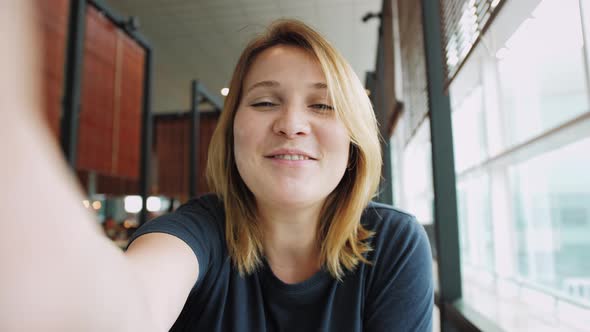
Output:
[36, 0, 70, 139]
[76, 170, 139, 196]
[182, 120, 191, 198]
[153, 113, 219, 199]
[77, 5, 117, 175]
[36, 3, 145, 195]
[198, 114, 219, 195]
[154, 117, 191, 198]
[96, 173, 139, 195]
[113, 32, 145, 180]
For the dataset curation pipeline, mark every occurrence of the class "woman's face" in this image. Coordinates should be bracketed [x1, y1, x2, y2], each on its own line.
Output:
[233, 45, 350, 210]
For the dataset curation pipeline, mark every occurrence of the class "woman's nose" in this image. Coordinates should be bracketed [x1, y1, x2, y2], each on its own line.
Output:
[272, 105, 311, 138]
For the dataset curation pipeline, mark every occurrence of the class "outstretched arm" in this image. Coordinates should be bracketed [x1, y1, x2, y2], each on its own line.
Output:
[0, 2, 197, 331]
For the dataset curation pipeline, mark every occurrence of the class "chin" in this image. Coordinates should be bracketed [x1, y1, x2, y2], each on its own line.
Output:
[260, 188, 328, 209]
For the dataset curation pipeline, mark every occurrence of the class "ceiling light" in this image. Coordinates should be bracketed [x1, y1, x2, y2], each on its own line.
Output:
[147, 196, 162, 212]
[124, 195, 142, 213]
[221, 87, 229, 96]
[92, 201, 102, 210]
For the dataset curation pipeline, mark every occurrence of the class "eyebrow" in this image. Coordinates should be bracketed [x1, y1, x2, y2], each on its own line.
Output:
[246, 80, 279, 93]
[311, 82, 328, 90]
[245, 80, 328, 93]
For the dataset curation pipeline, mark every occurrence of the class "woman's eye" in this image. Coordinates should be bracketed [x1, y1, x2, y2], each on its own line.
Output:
[251, 101, 277, 108]
[310, 104, 334, 111]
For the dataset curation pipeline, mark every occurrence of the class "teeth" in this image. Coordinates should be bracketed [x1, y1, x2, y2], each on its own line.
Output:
[273, 154, 309, 161]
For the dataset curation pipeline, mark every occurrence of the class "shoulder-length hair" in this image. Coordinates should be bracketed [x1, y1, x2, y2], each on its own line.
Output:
[206, 19, 382, 280]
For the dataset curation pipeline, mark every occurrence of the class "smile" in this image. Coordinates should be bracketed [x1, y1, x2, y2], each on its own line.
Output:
[271, 154, 310, 161]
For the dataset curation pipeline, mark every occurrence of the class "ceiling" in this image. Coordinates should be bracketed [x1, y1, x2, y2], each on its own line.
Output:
[104, 0, 383, 113]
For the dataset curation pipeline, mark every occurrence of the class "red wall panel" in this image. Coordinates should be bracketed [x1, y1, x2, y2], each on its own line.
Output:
[114, 34, 144, 179]
[198, 114, 219, 195]
[154, 117, 191, 198]
[36, 0, 69, 139]
[77, 6, 117, 175]
[76, 170, 140, 196]
[96, 173, 140, 195]
[35, 2, 145, 196]
[154, 114, 219, 199]
[75, 6, 145, 193]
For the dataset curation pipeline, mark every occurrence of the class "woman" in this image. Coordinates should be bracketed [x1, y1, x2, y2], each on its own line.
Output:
[129, 19, 433, 331]
[0, 3, 432, 330]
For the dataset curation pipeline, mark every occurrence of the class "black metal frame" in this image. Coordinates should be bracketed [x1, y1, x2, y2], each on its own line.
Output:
[61, 0, 86, 167]
[61, 0, 154, 225]
[366, 2, 395, 205]
[152, 80, 222, 201]
[421, 0, 463, 331]
[189, 80, 223, 198]
[189, 80, 202, 199]
[374, 24, 394, 205]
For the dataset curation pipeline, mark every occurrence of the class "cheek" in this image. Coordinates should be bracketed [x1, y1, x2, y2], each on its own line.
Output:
[233, 112, 248, 165]
[322, 123, 351, 168]
[233, 110, 262, 171]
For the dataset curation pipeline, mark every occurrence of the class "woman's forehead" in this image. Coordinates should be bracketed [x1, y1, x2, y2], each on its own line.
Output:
[243, 45, 327, 91]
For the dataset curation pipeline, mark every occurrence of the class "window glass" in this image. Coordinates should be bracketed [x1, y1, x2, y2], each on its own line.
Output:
[496, 0, 588, 147]
[508, 137, 590, 305]
[447, 0, 590, 325]
[391, 116, 437, 263]
[397, 119, 434, 225]
[452, 86, 487, 173]
[457, 174, 494, 271]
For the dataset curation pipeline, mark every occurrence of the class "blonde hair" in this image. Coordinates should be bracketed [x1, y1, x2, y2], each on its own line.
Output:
[206, 19, 382, 280]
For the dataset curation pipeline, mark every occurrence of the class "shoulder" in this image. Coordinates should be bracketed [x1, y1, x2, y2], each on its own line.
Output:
[128, 193, 227, 259]
[361, 201, 431, 269]
[130, 194, 225, 237]
[175, 193, 225, 222]
[128, 194, 228, 286]
[361, 201, 423, 240]
[360, 202, 434, 331]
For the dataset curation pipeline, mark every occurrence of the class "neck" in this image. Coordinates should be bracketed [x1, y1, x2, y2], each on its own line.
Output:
[257, 200, 324, 283]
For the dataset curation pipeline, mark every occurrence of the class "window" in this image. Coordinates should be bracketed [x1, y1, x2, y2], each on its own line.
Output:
[391, 114, 438, 277]
[495, 0, 588, 148]
[449, 0, 590, 329]
[508, 137, 590, 300]
[391, 118, 434, 226]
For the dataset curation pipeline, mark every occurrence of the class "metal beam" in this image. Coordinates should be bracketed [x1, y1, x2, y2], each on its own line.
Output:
[189, 80, 202, 198]
[88, 0, 151, 50]
[378, 0, 395, 205]
[61, 0, 86, 168]
[138, 48, 154, 226]
[421, 0, 462, 331]
[195, 82, 223, 111]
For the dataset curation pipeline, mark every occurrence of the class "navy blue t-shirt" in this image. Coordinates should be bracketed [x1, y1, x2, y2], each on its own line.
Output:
[128, 194, 433, 331]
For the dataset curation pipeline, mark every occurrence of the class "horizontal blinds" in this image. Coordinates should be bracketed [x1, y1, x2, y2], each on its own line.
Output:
[397, 0, 429, 144]
[441, 0, 506, 84]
